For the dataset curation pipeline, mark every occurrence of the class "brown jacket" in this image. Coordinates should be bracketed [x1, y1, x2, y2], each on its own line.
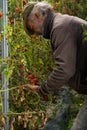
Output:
[39, 12, 87, 95]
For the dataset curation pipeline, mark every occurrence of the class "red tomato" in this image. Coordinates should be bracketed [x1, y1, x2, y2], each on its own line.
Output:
[0, 13, 3, 18]
[10, 19, 14, 25]
[15, 7, 21, 13]
[28, 74, 35, 79]
[32, 77, 39, 84]
[23, 0, 27, 6]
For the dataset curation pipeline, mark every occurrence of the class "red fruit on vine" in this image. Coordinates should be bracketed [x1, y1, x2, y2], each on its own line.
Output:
[28, 74, 39, 85]
[15, 7, 21, 13]
[0, 13, 3, 17]
[10, 19, 14, 25]
[23, 0, 27, 6]
[33, 77, 39, 84]
[28, 74, 35, 80]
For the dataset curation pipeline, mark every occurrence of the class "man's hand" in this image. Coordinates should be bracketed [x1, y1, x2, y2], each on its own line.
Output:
[24, 84, 40, 94]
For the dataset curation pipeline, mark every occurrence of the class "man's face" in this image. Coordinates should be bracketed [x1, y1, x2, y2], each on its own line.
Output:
[27, 13, 46, 36]
[27, 20, 42, 35]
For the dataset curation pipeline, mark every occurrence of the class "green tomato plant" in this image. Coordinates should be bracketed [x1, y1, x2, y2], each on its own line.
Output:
[0, 0, 87, 129]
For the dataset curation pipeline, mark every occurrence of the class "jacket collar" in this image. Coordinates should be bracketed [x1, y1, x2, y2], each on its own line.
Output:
[42, 11, 56, 39]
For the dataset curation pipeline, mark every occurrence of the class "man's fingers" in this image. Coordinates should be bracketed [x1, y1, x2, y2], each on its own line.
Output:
[24, 84, 40, 89]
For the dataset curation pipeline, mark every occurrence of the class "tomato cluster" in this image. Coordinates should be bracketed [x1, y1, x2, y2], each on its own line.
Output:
[28, 74, 39, 85]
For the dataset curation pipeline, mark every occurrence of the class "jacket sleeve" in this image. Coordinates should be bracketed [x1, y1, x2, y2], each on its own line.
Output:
[39, 27, 77, 95]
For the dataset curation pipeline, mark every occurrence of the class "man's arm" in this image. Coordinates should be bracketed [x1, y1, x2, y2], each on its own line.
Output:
[39, 27, 77, 95]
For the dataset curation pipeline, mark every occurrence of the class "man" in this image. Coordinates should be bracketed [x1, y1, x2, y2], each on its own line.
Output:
[23, 1, 87, 130]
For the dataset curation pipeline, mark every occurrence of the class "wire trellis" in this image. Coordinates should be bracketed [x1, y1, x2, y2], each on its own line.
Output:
[0, 0, 9, 130]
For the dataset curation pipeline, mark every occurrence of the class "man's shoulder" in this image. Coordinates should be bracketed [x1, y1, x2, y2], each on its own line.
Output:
[51, 13, 73, 38]
[52, 13, 73, 30]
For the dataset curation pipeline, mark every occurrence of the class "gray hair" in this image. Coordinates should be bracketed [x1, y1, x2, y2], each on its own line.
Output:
[28, 1, 53, 21]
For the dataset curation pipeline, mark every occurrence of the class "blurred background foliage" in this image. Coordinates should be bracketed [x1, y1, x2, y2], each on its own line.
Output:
[0, 0, 87, 129]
